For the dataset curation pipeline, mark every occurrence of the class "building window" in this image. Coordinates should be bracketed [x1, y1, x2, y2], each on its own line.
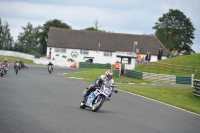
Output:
[61, 48, 66, 53]
[55, 48, 61, 53]
[104, 52, 112, 57]
[80, 50, 89, 55]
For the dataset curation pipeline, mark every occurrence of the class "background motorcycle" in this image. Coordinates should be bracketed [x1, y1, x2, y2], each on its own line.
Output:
[48, 65, 53, 74]
[15, 63, 20, 75]
[0, 65, 6, 77]
[80, 81, 118, 112]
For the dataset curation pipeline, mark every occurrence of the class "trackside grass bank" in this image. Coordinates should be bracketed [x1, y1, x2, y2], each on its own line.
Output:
[0, 56, 34, 64]
[135, 54, 200, 79]
[117, 86, 200, 114]
[64, 68, 200, 114]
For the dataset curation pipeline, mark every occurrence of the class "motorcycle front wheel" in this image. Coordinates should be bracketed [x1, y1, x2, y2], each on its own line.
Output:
[16, 69, 18, 75]
[80, 101, 87, 109]
[92, 97, 105, 112]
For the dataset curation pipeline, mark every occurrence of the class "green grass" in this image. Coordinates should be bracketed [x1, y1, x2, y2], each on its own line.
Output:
[159, 54, 200, 67]
[117, 86, 200, 114]
[135, 53, 200, 79]
[0, 55, 34, 64]
[65, 68, 152, 83]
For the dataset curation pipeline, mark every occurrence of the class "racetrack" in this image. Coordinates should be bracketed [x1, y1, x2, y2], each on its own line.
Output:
[0, 65, 200, 133]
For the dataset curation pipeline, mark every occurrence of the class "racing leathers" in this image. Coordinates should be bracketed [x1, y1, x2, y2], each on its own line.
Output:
[14, 61, 21, 70]
[1, 62, 9, 74]
[82, 75, 115, 102]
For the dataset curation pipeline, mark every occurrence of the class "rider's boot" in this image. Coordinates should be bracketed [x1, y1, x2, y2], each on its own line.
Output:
[82, 88, 89, 103]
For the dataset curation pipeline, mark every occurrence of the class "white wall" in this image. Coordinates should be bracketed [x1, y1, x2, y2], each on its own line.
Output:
[0, 50, 34, 60]
[47, 47, 136, 65]
[46, 47, 167, 69]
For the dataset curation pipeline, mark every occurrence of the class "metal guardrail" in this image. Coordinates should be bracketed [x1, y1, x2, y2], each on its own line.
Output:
[192, 79, 200, 97]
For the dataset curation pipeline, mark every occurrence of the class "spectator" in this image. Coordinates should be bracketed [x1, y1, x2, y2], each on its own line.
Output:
[145, 52, 151, 64]
[114, 61, 120, 69]
[157, 47, 163, 61]
[136, 52, 142, 65]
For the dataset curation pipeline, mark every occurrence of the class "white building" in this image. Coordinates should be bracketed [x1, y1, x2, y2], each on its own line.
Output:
[46, 28, 167, 69]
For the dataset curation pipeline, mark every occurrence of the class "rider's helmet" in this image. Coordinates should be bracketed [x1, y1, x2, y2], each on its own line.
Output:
[105, 70, 113, 80]
[4, 59, 7, 63]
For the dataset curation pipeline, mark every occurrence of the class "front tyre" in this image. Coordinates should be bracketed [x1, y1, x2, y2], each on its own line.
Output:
[92, 97, 105, 112]
[16, 69, 18, 75]
[80, 101, 87, 109]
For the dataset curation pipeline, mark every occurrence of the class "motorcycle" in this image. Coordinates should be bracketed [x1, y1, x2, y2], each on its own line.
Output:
[80, 81, 118, 112]
[0, 65, 6, 77]
[21, 62, 28, 69]
[48, 65, 53, 74]
[15, 62, 20, 75]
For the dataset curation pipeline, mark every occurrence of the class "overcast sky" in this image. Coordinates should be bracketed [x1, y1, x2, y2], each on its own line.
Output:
[0, 0, 200, 53]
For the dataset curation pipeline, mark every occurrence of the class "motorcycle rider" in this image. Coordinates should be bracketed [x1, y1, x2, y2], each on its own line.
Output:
[47, 61, 54, 71]
[14, 60, 21, 70]
[1, 59, 9, 74]
[82, 70, 118, 103]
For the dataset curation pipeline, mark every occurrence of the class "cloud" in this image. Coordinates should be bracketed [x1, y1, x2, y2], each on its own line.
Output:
[0, 0, 200, 52]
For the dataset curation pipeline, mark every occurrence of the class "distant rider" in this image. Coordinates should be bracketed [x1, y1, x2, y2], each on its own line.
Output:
[14, 60, 21, 70]
[47, 61, 54, 71]
[82, 70, 117, 103]
[1, 59, 9, 73]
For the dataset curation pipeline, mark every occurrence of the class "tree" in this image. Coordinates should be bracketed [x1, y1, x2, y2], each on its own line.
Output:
[153, 9, 195, 52]
[16, 22, 40, 54]
[0, 18, 13, 50]
[39, 19, 72, 55]
[85, 27, 99, 31]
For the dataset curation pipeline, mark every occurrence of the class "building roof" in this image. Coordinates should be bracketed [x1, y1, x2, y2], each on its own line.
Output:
[47, 27, 167, 55]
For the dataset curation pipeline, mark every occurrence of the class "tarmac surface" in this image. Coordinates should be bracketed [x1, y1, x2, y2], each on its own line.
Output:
[0, 65, 199, 133]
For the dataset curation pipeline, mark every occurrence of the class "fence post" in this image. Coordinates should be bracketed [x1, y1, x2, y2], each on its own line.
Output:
[191, 74, 194, 87]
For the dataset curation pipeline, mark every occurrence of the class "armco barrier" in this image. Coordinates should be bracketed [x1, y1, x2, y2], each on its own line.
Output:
[176, 76, 192, 85]
[79, 62, 111, 69]
[126, 70, 143, 79]
[113, 69, 120, 77]
[193, 79, 200, 97]
[125, 69, 192, 85]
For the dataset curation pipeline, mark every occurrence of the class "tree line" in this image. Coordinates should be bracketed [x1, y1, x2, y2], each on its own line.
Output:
[0, 9, 196, 56]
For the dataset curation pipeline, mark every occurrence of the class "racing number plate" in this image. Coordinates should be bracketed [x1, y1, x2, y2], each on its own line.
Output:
[94, 89, 100, 95]
[104, 88, 111, 95]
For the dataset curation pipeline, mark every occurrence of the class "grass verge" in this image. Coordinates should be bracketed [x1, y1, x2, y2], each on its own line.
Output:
[65, 68, 152, 83]
[0, 55, 34, 64]
[117, 86, 200, 114]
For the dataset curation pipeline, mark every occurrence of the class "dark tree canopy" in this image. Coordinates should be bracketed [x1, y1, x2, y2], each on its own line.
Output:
[39, 19, 72, 55]
[0, 18, 13, 50]
[153, 9, 195, 52]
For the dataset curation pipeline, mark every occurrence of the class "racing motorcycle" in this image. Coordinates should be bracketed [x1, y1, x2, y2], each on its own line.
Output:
[0, 64, 6, 77]
[15, 62, 20, 75]
[80, 81, 118, 112]
[48, 65, 53, 74]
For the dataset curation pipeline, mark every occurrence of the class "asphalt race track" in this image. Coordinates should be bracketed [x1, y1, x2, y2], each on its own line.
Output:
[0, 65, 200, 133]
